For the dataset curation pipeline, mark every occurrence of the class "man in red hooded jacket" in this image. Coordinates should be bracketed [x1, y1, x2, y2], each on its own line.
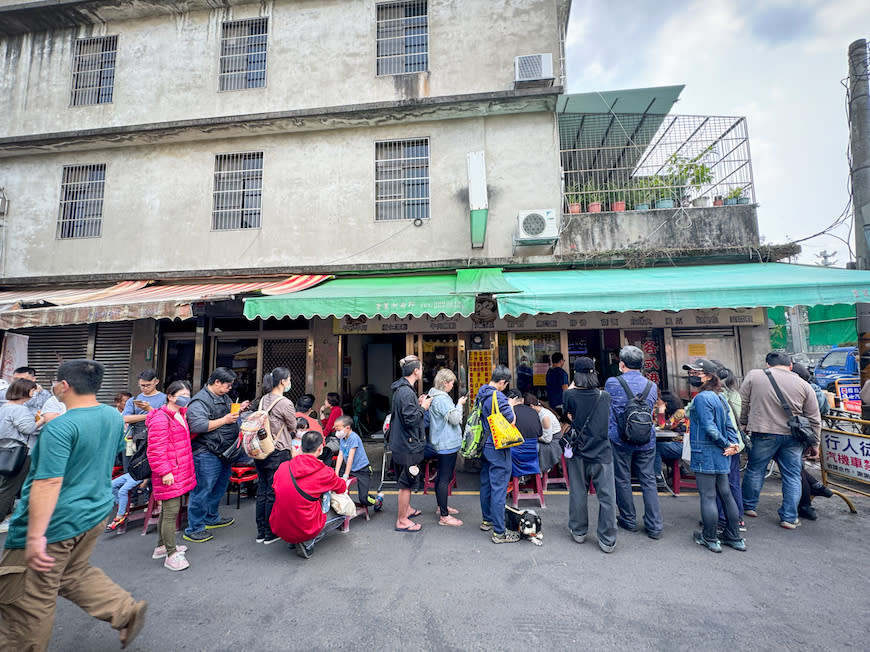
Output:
[270, 431, 348, 558]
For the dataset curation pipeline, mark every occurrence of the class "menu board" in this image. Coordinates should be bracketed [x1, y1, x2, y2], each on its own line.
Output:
[467, 350, 493, 403]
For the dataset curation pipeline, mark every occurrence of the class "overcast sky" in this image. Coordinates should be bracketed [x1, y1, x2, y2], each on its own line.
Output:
[564, 0, 870, 266]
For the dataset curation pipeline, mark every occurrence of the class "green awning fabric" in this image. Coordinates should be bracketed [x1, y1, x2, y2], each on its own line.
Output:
[807, 304, 857, 346]
[453, 268, 520, 295]
[243, 274, 477, 319]
[496, 264, 870, 317]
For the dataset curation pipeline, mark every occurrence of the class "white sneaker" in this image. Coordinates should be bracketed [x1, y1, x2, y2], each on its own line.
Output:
[164, 551, 190, 571]
[0, 517, 10, 534]
[152, 544, 188, 559]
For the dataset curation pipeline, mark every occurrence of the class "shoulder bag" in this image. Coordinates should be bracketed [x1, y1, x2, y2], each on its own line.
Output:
[289, 464, 331, 514]
[487, 393, 523, 449]
[565, 390, 602, 451]
[0, 438, 28, 476]
[764, 370, 817, 446]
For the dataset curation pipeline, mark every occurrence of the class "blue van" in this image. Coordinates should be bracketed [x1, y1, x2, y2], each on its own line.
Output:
[813, 346, 859, 389]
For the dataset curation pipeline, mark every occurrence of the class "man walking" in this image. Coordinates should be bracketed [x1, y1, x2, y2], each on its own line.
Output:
[740, 352, 821, 529]
[389, 355, 431, 533]
[604, 345, 662, 539]
[477, 364, 520, 543]
[0, 360, 146, 650]
[184, 367, 247, 543]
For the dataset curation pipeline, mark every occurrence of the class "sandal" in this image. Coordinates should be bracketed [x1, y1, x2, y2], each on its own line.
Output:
[438, 515, 463, 527]
[434, 506, 459, 515]
[107, 514, 128, 531]
[407, 509, 422, 519]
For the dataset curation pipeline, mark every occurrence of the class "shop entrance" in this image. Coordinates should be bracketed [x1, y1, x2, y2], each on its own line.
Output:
[341, 333, 406, 436]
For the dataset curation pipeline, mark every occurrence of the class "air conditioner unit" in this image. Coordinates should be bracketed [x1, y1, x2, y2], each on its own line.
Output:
[514, 53, 554, 88]
[515, 209, 559, 245]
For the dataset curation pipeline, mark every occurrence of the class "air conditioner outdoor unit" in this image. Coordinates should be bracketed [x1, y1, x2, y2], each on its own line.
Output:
[514, 53, 554, 87]
[515, 209, 559, 245]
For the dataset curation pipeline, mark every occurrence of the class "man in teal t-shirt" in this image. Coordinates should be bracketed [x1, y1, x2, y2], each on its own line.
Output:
[0, 359, 147, 650]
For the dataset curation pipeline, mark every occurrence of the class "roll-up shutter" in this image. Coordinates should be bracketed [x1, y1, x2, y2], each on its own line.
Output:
[93, 322, 134, 405]
[16, 325, 89, 387]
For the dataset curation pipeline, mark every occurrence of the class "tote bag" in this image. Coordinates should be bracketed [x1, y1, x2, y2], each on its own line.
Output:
[487, 394, 524, 450]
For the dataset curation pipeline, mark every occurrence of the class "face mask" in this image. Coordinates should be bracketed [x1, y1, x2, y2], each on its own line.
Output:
[687, 375, 703, 387]
[174, 395, 191, 407]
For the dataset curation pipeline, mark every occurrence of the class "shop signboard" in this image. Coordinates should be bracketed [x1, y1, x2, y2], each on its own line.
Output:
[467, 350, 493, 402]
[0, 332, 28, 382]
[332, 308, 765, 335]
[835, 381, 861, 414]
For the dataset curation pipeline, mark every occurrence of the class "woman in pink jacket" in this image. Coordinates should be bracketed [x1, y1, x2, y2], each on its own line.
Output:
[146, 380, 196, 571]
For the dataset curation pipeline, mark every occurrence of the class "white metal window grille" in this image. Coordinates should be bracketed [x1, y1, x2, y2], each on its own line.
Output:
[376, 1, 427, 75]
[70, 35, 118, 106]
[219, 17, 268, 91]
[375, 139, 429, 221]
[212, 152, 263, 230]
[57, 164, 105, 239]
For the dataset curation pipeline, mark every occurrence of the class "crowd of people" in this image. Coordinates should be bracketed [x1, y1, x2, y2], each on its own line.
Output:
[0, 344, 840, 648]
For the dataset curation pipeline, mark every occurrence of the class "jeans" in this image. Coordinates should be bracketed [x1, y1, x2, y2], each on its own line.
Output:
[611, 443, 663, 535]
[566, 456, 617, 547]
[305, 509, 346, 551]
[111, 473, 139, 515]
[255, 450, 290, 539]
[186, 450, 232, 535]
[697, 472, 740, 542]
[654, 441, 683, 477]
[479, 445, 511, 534]
[741, 433, 803, 523]
[435, 452, 458, 517]
[717, 452, 744, 523]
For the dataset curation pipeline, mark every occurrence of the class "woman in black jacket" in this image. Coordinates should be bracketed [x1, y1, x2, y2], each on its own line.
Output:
[563, 357, 617, 554]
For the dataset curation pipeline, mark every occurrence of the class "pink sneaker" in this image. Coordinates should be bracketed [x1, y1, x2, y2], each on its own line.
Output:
[152, 544, 188, 559]
[164, 552, 189, 571]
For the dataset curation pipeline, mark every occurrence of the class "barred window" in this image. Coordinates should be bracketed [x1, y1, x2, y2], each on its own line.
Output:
[57, 164, 105, 239]
[219, 18, 268, 91]
[212, 152, 263, 230]
[375, 139, 429, 221]
[70, 36, 117, 106]
[376, 1, 428, 75]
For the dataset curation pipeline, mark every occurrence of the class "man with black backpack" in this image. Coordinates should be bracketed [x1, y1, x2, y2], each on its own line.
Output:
[604, 346, 663, 539]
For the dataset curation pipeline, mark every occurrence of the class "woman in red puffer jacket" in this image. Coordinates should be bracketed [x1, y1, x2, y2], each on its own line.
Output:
[146, 380, 196, 571]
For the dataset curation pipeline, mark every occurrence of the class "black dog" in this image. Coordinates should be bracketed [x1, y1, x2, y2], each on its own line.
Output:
[504, 505, 543, 545]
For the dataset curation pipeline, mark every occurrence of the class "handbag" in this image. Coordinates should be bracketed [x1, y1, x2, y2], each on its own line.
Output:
[764, 371, 818, 446]
[0, 439, 28, 476]
[681, 433, 691, 463]
[487, 392, 523, 450]
[330, 490, 357, 517]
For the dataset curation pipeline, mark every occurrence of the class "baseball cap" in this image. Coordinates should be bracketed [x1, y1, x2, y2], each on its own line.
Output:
[682, 358, 720, 375]
[574, 357, 595, 373]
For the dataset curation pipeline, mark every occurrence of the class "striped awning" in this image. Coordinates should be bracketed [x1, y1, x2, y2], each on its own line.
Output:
[0, 275, 329, 329]
[0, 281, 148, 312]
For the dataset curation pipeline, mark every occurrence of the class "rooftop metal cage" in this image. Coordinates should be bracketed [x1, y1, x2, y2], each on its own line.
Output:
[559, 113, 755, 213]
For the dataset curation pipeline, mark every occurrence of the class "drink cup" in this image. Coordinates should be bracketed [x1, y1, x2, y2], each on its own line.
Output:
[231, 402, 241, 414]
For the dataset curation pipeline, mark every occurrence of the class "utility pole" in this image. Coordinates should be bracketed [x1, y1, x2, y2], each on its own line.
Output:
[848, 39, 870, 418]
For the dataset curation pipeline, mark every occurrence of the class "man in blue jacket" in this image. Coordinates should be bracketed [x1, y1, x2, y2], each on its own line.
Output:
[604, 346, 663, 539]
[477, 364, 519, 543]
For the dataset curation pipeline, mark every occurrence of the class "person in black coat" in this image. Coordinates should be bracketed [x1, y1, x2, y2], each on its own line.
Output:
[389, 355, 432, 532]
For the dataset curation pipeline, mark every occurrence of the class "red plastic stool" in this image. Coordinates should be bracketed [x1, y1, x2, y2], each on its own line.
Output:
[543, 454, 570, 490]
[422, 458, 457, 495]
[509, 474, 546, 509]
[226, 466, 258, 509]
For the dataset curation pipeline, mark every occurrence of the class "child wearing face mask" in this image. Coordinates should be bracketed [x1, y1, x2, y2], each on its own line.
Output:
[145, 380, 196, 571]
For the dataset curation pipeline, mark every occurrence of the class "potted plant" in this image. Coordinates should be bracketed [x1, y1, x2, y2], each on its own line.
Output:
[606, 181, 627, 212]
[582, 180, 604, 213]
[565, 183, 582, 214]
[713, 194, 724, 206]
[631, 177, 656, 210]
[652, 174, 676, 209]
[724, 186, 743, 205]
[668, 150, 713, 207]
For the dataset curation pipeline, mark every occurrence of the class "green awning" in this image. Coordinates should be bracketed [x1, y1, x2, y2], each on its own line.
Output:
[496, 264, 870, 317]
[243, 274, 477, 320]
[453, 268, 520, 294]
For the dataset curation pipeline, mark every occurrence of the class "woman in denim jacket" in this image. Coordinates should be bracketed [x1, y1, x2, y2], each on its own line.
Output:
[685, 359, 745, 553]
[427, 369, 467, 527]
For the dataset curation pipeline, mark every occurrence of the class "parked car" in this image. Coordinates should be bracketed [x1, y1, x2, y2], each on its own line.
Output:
[813, 346, 859, 390]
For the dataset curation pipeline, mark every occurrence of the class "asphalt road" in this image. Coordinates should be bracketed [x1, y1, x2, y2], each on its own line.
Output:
[5, 473, 868, 651]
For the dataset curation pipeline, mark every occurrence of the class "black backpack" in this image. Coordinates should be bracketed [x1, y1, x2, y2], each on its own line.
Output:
[616, 376, 654, 445]
[128, 439, 151, 481]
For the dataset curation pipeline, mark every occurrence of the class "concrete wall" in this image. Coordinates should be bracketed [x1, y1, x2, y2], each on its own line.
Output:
[1, 112, 560, 278]
[127, 318, 157, 392]
[560, 204, 760, 253]
[0, 0, 566, 138]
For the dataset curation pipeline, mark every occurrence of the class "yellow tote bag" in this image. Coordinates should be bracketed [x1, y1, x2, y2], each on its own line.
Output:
[487, 393, 524, 449]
